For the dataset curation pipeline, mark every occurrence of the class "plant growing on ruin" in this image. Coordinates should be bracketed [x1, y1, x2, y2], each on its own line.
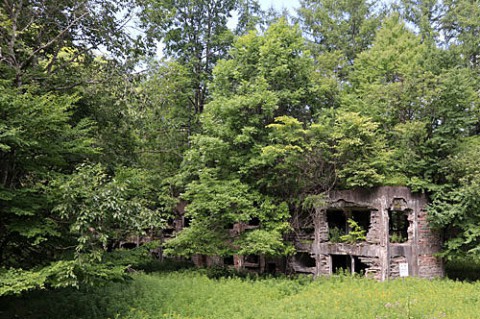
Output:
[340, 219, 366, 243]
[329, 227, 345, 243]
[390, 233, 406, 244]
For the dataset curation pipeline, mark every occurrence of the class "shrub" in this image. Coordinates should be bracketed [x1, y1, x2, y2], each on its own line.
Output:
[340, 219, 366, 243]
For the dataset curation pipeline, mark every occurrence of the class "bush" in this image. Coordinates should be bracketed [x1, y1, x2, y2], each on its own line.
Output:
[445, 257, 480, 282]
[5, 272, 480, 319]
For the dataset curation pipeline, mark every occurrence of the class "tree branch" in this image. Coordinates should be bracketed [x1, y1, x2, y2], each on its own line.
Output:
[20, 11, 89, 70]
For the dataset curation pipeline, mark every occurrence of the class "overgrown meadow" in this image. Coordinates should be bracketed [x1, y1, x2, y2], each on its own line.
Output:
[3, 270, 480, 319]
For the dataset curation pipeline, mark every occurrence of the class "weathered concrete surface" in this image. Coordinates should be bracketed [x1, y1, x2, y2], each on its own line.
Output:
[302, 187, 444, 280]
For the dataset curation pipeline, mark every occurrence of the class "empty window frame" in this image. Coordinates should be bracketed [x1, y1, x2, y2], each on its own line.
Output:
[331, 255, 369, 275]
[350, 209, 371, 233]
[223, 255, 234, 266]
[389, 210, 409, 243]
[327, 209, 371, 242]
[294, 252, 316, 268]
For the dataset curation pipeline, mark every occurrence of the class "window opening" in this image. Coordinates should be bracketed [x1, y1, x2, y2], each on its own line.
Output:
[121, 242, 137, 249]
[331, 254, 350, 274]
[352, 256, 368, 274]
[297, 210, 314, 231]
[294, 252, 316, 268]
[327, 209, 347, 232]
[351, 209, 371, 233]
[331, 255, 369, 275]
[223, 255, 234, 266]
[163, 228, 174, 237]
[248, 217, 260, 226]
[245, 255, 259, 264]
[198, 255, 207, 267]
[389, 210, 409, 243]
[267, 262, 276, 274]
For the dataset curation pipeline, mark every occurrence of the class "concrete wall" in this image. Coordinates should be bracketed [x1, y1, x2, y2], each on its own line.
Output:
[296, 186, 444, 280]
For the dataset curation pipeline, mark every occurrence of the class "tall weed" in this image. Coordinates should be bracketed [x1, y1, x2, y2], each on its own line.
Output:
[3, 272, 480, 319]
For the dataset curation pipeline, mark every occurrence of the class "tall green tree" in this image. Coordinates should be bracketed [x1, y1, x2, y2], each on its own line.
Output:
[138, 0, 239, 115]
[429, 137, 480, 259]
[134, 61, 192, 178]
[297, 0, 385, 112]
[0, 0, 143, 89]
[168, 19, 316, 258]
[0, 84, 96, 269]
[0, 0, 163, 295]
[346, 15, 478, 189]
[235, 0, 264, 35]
[398, 0, 480, 70]
[399, 0, 444, 43]
[441, 0, 480, 69]
[298, 0, 384, 65]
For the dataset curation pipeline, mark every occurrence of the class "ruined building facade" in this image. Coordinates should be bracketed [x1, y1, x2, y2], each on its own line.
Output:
[138, 186, 444, 280]
[291, 186, 444, 280]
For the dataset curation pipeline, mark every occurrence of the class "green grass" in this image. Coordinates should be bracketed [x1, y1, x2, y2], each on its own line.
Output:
[3, 271, 480, 319]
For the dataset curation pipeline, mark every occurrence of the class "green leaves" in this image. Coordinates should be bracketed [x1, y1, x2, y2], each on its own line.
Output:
[138, 0, 238, 113]
[0, 260, 128, 296]
[331, 111, 390, 188]
[298, 0, 384, 66]
[0, 267, 49, 296]
[182, 172, 258, 223]
[0, 84, 98, 269]
[2, 0, 480, 287]
[236, 229, 294, 256]
[429, 137, 480, 259]
[51, 164, 166, 257]
[340, 219, 367, 244]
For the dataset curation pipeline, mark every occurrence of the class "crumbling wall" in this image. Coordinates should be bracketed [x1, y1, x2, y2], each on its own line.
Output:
[361, 256, 381, 279]
[300, 186, 444, 281]
[316, 254, 330, 275]
[416, 207, 444, 278]
[366, 209, 381, 244]
[389, 256, 408, 278]
[291, 252, 316, 274]
[314, 207, 329, 243]
[418, 255, 444, 278]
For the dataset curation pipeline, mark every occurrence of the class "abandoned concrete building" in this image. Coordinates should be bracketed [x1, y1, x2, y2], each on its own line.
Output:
[289, 186, 444, 280]
[125, 186, 444, 281]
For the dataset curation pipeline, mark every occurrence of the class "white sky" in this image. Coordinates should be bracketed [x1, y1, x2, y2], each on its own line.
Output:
[227, 0, 300, 30]
[259, 0, 300, 12]
[157, 0, 301, 57]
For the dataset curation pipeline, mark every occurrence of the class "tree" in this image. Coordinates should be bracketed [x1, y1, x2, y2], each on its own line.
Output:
[168, 19, 315, 258]
[0, 0, 165, 295]
[346, 15, 478, 189]
[0, 0, 144, 89]
[257, 110, 390, 194]
[138, 0, 239, 115]
[0, 68, 176, 294]
[298, 0, 384, 65]
[134, 61, 192, 178]
[297, 0, 385, 114]
[400, 0, 480, 70]
[51, 164, 167, 259]
[440, 0, 480, 69]
[235, 0, 264, 35]
[429, 137, 480, 260]
[0, 84, 96, 269]
[330, 111, 390, 188]
[399, 0, 444, 43]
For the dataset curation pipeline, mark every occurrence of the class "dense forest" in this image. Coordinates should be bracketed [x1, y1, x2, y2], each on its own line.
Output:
[1, 0, 480, 296]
